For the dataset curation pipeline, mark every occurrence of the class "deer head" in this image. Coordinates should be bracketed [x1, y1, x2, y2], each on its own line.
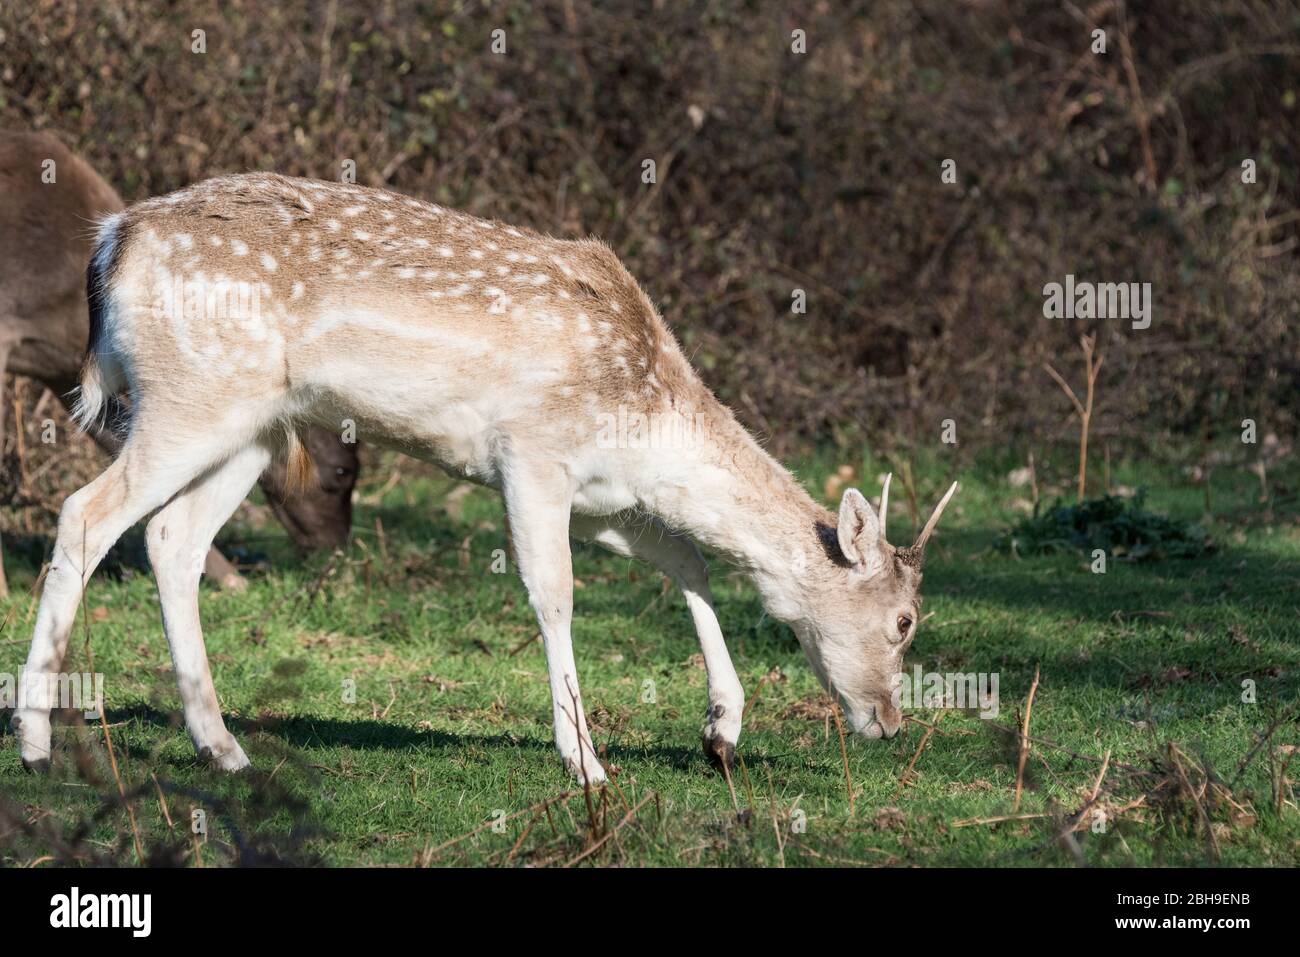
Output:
[793, 476, 959, 739]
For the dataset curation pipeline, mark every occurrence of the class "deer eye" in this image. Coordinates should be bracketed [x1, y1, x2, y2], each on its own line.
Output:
[895, 614, 913, 640]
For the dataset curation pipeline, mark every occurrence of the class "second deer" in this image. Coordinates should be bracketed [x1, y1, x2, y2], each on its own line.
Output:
[0, 131, 359, 594]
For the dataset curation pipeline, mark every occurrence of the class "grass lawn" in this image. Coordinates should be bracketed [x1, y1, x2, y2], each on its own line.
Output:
[1, 446, 1297, 867]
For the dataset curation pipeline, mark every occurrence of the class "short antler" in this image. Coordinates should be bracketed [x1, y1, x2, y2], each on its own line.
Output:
[913, 481, 959, 552]
[878, 473, 892, 543]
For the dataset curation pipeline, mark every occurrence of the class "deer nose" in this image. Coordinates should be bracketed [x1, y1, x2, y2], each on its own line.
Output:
[850, 706, 886, 738]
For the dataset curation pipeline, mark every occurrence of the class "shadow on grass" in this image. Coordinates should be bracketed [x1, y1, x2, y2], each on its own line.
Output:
[92, 703, 714, 776]
[891, 527, 1300, 702]
[2, 707, 322, 866]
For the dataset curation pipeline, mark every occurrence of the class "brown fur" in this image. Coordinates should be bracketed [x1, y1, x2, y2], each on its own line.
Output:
[281, 428, 315, 499]
[0, 131, 123, 386]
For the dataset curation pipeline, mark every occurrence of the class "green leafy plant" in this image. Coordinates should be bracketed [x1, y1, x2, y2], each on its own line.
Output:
[999, 493, 1213, 561]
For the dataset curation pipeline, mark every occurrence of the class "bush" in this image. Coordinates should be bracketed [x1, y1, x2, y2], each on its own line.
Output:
[998, 493, 1214, 560]
[1, 0, 1295, 455]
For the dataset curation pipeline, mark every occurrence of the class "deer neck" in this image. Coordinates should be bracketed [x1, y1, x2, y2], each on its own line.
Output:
[648, 397, 832, 622]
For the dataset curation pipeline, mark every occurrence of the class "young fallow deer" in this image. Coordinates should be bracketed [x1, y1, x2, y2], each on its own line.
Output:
[0, 132, 360, 597]
[12, 171, 957, 780]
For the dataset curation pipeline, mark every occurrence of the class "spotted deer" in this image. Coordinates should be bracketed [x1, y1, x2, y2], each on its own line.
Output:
[0, 132, 359, 598]
[12, 171, 957, 780]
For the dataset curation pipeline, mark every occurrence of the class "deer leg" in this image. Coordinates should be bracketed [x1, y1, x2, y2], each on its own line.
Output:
[502, 461, 605, 783]
[570, 512, 744, 770]
[49, 382, 247, 591]
[11, 431, 214, 770]
[145, 443, 271, 771]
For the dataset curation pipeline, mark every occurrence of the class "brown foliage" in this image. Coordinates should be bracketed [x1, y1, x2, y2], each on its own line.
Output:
[2, 0, 1296, 456]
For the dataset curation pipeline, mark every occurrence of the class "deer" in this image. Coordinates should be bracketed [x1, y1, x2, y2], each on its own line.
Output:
[11, 170, 958, 781]
[0, 131, 359, 597]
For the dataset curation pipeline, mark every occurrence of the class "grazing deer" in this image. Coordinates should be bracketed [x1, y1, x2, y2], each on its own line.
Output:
[12, 171, 957, 780]
[0, 131, 359, 597]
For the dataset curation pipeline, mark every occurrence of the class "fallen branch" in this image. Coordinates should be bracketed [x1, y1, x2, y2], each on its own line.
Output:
[829, 694, 855, 817]
[897, 715, 940, 793]
[1013, 665, 1041, 812]
[424, 790, 579, 858]
[564, 793, 653, 867]
[952, 812, 1052, 828]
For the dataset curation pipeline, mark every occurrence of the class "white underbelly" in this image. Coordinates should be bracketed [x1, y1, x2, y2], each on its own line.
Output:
[571, 473, 640, 515]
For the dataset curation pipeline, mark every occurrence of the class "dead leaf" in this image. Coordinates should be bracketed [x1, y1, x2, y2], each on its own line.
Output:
[422, 675, 463, 692]
[872, 806, 906, 831]
[1229, 624, 1256, 649]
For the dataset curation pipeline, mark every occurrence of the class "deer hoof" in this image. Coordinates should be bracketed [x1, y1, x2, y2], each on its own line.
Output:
[563, 754, 608, 785]
[197, 740, 251, 773]
[21, 756, 52, 775]
[702, 733, 735, 773]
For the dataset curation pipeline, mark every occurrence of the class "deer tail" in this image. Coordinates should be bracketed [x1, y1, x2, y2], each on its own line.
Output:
[281, 426, 316, 498]
[72, 213, 128, 433]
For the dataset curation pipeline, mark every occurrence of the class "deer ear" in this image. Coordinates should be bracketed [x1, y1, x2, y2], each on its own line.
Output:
[837, 488, 886, 575]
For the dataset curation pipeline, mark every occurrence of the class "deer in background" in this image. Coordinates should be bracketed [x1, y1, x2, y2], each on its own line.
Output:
[12, 171, 957, 779]
[0, 131, 359, 596]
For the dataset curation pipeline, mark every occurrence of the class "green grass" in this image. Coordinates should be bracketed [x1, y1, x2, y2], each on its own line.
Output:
[1, 447, 1297, 867]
